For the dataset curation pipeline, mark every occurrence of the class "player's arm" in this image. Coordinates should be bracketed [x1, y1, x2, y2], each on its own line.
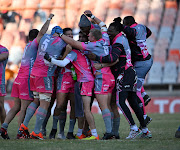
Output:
[88, 43, 123, 63]
[36, 14, 54, 43]
[84, 10, 107, 32]
[0, 52, 8, 62]
[60, 34, 84, 50]
[44, 52, 70, 67]
[94, 60, 119, 70]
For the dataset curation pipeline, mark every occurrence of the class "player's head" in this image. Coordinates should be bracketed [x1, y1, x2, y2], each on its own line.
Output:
[28, 29, 39, 41]
[108, 17, 123, 41]
[79, 31, 88, 42]
[63, 28, 73, 38]
[88, 28, 102, 42]
[123, 16, 135, 26]
[78, 14, 91, 35]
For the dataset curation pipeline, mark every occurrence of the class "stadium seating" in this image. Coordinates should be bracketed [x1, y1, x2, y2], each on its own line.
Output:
[147, 62, 163, 84]
[162, 61, 177, 84]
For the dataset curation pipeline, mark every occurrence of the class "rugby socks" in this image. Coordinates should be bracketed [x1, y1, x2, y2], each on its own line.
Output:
[34, 107, 47, 134]
[76, 128, 83, 136]
[52, 116, 59, 129]
[41, 110, 51, 130]
[102, 109, 112, 133]
[111, 112, 114, 128]
[91, 129, 98, 137]
[58, 111, 67, 135]
[2, 123, 8, 130]
[68, 119, 76, 133]
[23, 102, 38, 127]
[112, 117, 120, 136]
[130, 124, 139, 132]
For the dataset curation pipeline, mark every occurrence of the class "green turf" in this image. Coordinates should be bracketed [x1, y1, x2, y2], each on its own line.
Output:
[0, 113, 180, 150]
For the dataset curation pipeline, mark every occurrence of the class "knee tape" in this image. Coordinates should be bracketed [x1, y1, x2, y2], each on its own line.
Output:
[33, 92, 39, 99]
[39, 94, 51, 102]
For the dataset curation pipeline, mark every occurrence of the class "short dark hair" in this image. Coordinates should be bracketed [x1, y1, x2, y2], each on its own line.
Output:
[28, 29, 39, 41]
[63, 28, 72, 34]
[90, 28, 102, 41]
[123, 16, 135, 26]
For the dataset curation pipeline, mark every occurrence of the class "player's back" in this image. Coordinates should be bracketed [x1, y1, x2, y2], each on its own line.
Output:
[31, 34, 66, 77]
[18, 39, 38, 78]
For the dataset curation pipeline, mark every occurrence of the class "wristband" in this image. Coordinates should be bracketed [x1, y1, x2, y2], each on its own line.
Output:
[99, 21, 106, 28]
[47, 18, 51, 21]
[59, 33, 63, 37]
[91, 15, 95, 19]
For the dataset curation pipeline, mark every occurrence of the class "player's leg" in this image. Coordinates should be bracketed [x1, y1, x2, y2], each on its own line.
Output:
[110, 93, 120, 139]
[66, 92, 76, 139]
[0, 96, 6, 125]
[117, 91, 142, 139]
[0, 97, 21, 139]
[31, 93, 51, 140]
[128, 92, 152, 138]
[82, 95, 99, 140]
[94, 75, 113, 139]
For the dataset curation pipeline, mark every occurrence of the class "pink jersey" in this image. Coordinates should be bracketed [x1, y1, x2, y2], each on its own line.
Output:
[17, 39, 38, 78]
[31, 34, 66, 77]
[81, 32, 112, 75]
[0, 45, 8, 84]
[66, 49, 94, 82]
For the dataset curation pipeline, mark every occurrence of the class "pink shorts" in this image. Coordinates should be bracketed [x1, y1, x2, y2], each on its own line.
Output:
[0, 84, 6, 97]
[80, 81, 94, 96]
[56, 72, 75, 93]
[30, 75, 54, 94]
[11, 77, 33, 100]
[94, 73, 115, 95]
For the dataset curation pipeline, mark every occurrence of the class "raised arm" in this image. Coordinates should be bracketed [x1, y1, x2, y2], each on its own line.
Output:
[60, 34, 83, 50]
[36, 14, 54, 43]
[84, 10, 107, 32]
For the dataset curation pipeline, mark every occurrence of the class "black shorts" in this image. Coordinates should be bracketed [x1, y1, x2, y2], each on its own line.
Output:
[116, 67, 137, 92]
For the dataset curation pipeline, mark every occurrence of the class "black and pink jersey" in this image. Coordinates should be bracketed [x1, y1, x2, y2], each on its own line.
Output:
[123, 23, 151, 63]
[95, 33, 133, 79]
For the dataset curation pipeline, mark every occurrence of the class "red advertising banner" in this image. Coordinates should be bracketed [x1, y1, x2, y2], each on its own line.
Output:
[4, 97, 180, 114]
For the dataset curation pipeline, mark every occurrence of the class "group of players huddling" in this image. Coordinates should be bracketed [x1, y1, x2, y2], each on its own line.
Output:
[0, 10, 153, 140]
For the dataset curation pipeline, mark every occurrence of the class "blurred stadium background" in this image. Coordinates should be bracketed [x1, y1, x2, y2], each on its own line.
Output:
[0, 0, 180, 114]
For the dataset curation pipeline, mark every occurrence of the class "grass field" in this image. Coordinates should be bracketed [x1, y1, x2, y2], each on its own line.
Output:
[0, 113, 180, 150]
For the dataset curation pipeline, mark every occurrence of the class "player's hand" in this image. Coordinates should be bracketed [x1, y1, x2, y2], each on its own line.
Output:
[44, 52, 51, 62]
[94, 63, 103, 70]
[86, 52, 96, 60]
[84, 10, 92, 17]
[66, 44, 72, 53]
[49, 14, 54, 19]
